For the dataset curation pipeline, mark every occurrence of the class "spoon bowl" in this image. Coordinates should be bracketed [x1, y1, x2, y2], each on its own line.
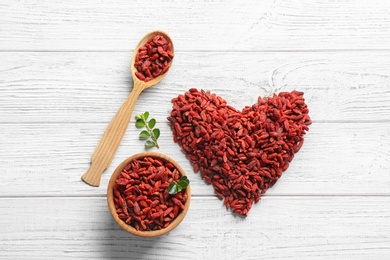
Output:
[82, 30, 174, 187]
[130, 30, 174, 89]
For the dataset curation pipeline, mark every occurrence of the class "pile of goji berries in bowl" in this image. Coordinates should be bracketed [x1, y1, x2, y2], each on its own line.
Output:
[107, 152, 190, 237]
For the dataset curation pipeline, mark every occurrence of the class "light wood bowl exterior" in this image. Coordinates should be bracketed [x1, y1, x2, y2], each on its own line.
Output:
[107, 152, 190, 237]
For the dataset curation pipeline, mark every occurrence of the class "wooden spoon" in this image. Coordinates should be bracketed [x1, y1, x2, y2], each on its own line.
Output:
[82, 30, 174, 187]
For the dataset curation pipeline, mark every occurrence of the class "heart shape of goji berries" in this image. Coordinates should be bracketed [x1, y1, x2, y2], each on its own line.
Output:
[168, 89, 311, 216]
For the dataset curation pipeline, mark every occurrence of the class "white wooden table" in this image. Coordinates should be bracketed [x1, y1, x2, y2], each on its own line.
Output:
[1, 1, 390, 259]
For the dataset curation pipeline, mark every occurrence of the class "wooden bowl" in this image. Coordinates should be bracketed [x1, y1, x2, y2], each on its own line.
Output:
[107, 152, 191, 237]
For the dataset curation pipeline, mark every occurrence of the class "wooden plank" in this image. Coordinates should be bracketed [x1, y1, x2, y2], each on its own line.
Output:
[0, 51, 389, 123]
[0, 196, 389, 259]
[0, 122, 389, 196]
[1, 0, 390, 51]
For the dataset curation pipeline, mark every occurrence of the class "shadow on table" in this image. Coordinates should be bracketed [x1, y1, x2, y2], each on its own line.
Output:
[100, 213, 165, 260]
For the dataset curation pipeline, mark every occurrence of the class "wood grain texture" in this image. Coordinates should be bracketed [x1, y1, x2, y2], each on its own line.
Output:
[0, 51, 389, 123]
[1, 0, 390, 51]
[0, 197, 389, 260]
[0, 122, 389, 196]
[1, 0, 390, 258]
[81, 84, 142, 187]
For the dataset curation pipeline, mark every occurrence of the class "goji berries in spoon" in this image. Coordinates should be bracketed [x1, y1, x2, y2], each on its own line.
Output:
[134, 34, 174, 82]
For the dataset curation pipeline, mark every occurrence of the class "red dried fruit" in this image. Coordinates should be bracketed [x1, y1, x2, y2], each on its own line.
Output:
[112, 157, 188, 231]
[168, 89, 311, 216]
[134, 34, 173, 81]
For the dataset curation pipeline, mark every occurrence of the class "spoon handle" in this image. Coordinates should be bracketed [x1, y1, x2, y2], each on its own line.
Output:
[82, 83, 144, 187]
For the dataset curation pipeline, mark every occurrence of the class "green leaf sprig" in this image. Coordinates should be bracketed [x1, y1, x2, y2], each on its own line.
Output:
[135, 112, 160, 148]
[168, 176, 190, 195]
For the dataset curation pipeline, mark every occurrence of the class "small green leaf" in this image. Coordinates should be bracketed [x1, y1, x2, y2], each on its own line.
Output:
[143, 111, 149, 121]
[148, 118, 156, 128]
[139, 130, 150, 139]
[134, 112, 161, 149]
[145, 140, 156, 148]
[152, 128, 160, 139]
[178, 179, 189, 188]
[136, 119, 145, 128]
[168, 182, 178, 195]
[168, 176, 190, 195]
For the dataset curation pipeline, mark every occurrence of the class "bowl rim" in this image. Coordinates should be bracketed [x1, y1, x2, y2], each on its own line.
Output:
[107, 152, 191, 237]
